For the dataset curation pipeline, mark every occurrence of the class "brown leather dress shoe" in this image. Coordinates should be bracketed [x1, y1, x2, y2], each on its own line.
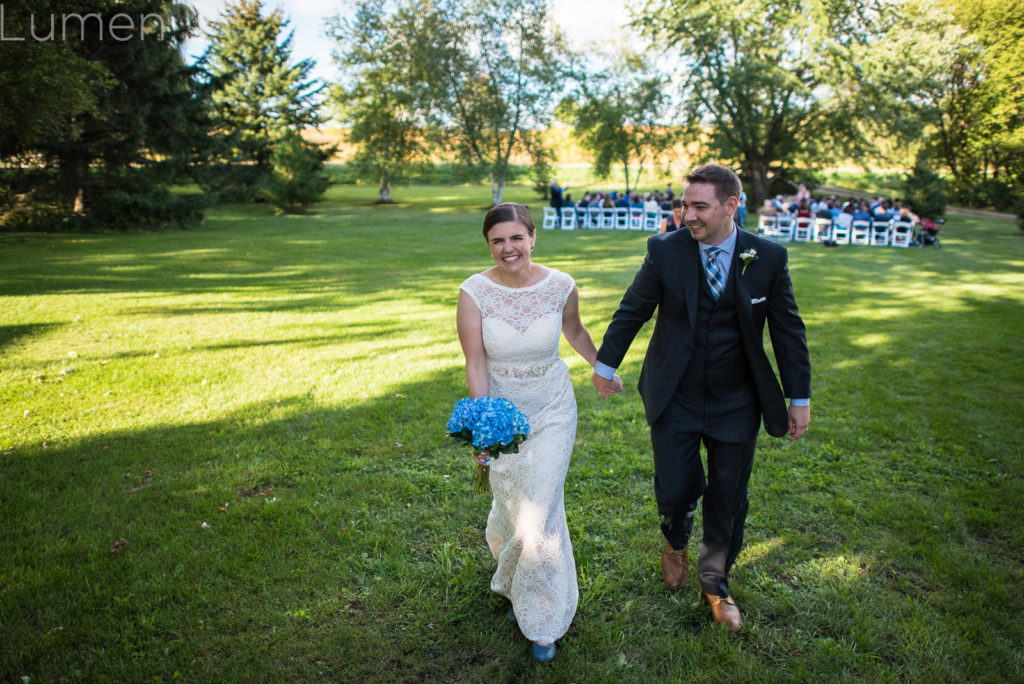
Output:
[702, 591, 743, 632]
[661, 541, 688, 589]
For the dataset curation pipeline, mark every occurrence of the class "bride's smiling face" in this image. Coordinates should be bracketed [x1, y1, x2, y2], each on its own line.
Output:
[486, 221, 535, 273]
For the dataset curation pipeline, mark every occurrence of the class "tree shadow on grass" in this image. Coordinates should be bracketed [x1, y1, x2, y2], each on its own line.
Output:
[0, 323, 59, 353]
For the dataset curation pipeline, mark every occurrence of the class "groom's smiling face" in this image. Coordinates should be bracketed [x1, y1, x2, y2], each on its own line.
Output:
[682, 182, 737, 246]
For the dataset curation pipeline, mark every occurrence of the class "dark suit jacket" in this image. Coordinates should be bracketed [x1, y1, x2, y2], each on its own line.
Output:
[596, 227, 811, 437]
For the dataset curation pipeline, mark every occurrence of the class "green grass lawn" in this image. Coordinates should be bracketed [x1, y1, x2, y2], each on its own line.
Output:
[2, 183, 1022, 681]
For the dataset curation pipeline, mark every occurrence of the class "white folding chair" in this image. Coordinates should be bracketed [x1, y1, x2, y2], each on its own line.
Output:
[629, 209, 645, 230]
[614, 207, 629, 230]
[870, 219, 892, 246]
[850, 220, 871, 245]
[587, 207, 603, 229]
[891, 220, 914, 247]
[560, 207, 576, 230]
[774, 215, 794, 242]
[813, 218, 833, 243]
[576, 206, 588, 229]
[758, 214, 776, 236]
[644, 210, 661, 231]
[542, 206, 557, 230]
[832, 220, 851, 244]
[794, 217, 813, 242]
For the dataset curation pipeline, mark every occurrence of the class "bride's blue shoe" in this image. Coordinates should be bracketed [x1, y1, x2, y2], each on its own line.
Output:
[532, 641, 556, 662]
[507, 607, 517, 625]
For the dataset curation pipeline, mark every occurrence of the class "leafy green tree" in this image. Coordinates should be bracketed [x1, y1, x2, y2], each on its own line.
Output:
[635, 0, 890, 207]
[558, 49, 673, 193]
[421, 0, 568, 204]
[260, 130, 332, 213]
[329, 0, 430, 203]
[202, 0, 325, 195]
[938, 0, 1023, 197]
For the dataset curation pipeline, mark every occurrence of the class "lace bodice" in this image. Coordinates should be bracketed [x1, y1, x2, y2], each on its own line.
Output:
[459, 269, 574, 369]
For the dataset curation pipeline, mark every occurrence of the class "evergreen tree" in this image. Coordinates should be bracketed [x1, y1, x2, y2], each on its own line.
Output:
[0, 0, 100, 160]
[2, 0, 212, 230]
[202, 0, 325, 197]
[260, 130, 332, 213]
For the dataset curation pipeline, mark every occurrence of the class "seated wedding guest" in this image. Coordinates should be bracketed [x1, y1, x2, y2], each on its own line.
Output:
[835, 204, 855, 228]
[644, 193, 661, 215]
[758, 198, 778, 217]
[629, 193, 644, 211]
[603, 194, 615, 209]
[852, 202, 872, 222]
[897, 206, 918, 224]
[562, 193, 576, 212]
[873, 200, 893, 221]
[614, 192, 629, 208]
[816, 200, 834, 220]
[660, 198, 685, 233]
[796, 199, 812, 218]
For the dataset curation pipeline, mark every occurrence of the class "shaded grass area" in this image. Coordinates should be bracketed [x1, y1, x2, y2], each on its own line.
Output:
[1, 183, 1022, 681]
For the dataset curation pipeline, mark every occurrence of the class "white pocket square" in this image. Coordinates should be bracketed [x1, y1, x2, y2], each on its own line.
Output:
[750, 297, 766, 304]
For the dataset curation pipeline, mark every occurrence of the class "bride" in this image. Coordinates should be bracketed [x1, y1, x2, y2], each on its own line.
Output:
[456, 202, 621, 662]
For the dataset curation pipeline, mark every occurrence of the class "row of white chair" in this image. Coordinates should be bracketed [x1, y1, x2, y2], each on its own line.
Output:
[758, 215, 916, 248]
[542, 206, 668, 232]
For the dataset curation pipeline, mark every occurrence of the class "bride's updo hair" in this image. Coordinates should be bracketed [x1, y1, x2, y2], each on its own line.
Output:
[482, 202, 536, 238]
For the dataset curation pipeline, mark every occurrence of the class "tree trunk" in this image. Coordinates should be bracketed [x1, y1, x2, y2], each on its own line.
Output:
[73, 187, 86, 215]
[378, 173, 391, 203]
[744, 153, 770, 211]
[491, 173, 504, 205]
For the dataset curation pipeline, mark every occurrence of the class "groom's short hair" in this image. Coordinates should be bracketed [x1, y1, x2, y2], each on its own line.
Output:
[686, 165, 742, 205]
[483, 202, 536, 238]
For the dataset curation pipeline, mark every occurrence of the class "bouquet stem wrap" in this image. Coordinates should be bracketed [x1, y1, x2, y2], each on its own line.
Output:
[446, 397, 530, 493]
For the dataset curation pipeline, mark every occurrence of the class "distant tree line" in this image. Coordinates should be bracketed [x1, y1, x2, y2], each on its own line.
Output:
[0, 0, 1020, 231]
[333, 0, 1021, 218]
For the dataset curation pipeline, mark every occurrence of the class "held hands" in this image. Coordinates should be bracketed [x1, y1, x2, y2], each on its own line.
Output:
[592, 372, 625, 399]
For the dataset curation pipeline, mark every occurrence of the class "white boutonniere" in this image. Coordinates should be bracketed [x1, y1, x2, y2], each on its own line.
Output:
[739, 248, 758, 276]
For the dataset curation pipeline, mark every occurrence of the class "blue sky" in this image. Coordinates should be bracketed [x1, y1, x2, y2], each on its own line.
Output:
[182, 0, 634, 84]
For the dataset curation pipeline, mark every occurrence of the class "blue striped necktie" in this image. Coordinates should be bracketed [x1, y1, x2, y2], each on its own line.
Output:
[705, 246, 724, 301]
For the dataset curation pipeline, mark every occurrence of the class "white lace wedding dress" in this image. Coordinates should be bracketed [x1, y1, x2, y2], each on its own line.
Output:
[460, 269, 579, 644]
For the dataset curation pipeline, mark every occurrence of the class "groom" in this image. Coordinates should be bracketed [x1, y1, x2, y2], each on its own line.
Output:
[592, 164, 811, 631]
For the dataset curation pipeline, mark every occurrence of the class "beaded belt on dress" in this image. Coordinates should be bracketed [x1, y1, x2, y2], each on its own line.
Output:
[488, 358, 558, 378]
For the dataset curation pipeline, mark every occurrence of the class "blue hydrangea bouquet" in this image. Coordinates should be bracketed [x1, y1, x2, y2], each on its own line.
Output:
[446, 396, 530, 493]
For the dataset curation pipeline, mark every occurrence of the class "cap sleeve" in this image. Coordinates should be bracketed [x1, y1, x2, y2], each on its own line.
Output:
[459, 273, 485, 308]
[555, 270, 575, 306]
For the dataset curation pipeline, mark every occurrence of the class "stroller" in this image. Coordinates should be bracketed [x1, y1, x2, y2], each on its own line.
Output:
[917, 218, 942, 248]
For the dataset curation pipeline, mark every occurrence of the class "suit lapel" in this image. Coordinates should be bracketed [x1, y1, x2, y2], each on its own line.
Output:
[680, 233, 699, 335]
[732, 230, 755, 334]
